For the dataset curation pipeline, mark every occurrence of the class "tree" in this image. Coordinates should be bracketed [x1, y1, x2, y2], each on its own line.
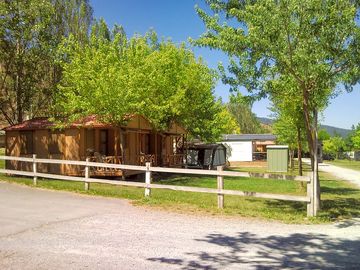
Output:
[346, 123, 360, 150]
[214, 102, 241, 135]
[56, 25, 226, 142]
[323, 136, 346, 159]
[351, 129, 360, 150]
[0, 0, 93, 125]
[227, 92, 264, 134]
[195, 0, 360, 211]
[318, 129, 331, 141]
[271, 103, 307, 175]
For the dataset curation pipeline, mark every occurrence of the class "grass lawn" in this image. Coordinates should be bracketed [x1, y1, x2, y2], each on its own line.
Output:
[1, 148, 359, 224]
[325, 159, 360, 172]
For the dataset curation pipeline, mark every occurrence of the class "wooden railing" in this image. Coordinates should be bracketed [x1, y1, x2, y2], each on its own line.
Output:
[87, 156, 122, 175]
[163, 154, 184, 167]
[138, 154, 157, 166]
[0, 155, 317, 217]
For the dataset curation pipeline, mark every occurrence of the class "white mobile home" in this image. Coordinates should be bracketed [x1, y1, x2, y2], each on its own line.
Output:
[221, 134, 277, 165]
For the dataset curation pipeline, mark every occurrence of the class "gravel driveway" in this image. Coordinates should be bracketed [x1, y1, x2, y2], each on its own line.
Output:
[0, 181, 360, 270]
[303, 158, 360, 188]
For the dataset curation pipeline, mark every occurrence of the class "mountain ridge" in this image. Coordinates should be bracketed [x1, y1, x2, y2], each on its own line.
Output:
[257, 117, 351, 138]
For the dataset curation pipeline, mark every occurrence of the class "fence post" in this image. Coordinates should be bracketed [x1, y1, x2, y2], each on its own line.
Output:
[217, 166, 224, 209]
[307, 172, 314, 217]
[145, 162, 151, 197]
[32, 154, 37, 186]
[84, 157, 90, 191]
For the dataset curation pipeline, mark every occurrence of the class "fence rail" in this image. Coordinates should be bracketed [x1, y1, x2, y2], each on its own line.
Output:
[0, 155, 316, 216]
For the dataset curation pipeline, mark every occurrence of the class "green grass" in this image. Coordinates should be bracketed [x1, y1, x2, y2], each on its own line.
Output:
[1, 148, 359, 224]
[325, 159, 360, 172]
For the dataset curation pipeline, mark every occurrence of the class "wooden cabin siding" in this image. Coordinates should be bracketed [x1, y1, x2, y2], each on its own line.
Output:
[108, 129, 115, 156]
[64, 129, 81, 175]
[125, 131, 138, 165]
[48, 130, 65, 175]
[126, 115, 152, 130]
[5, 115, 186, 177]
[5, 131, 20, 171]
[35, 130, 49, 173]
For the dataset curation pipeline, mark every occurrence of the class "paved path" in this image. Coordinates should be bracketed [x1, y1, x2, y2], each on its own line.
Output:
[303, 158, 360, 188]
[1, 181, 360, 270]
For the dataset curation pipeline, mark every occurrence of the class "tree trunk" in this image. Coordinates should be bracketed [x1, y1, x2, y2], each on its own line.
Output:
[302, 89, 315, 169]
[119, 128, 125, 163]
[313, 109, 320, 212]
[302, 88, 320, 212]
[119, 128, 126, 180]
[16, 37, 22, 124]
[289, 149, 294, 170]
[297, 126, 303, 176]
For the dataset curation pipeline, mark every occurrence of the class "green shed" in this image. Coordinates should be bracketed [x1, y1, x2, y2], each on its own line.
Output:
[267, 145, 289, 172]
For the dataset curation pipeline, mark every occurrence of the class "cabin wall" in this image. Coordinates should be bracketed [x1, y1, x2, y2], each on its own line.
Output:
[125, 131, 139, 165]
[64, 129, 81, 175]
[48, 131, 65, 174]
[6, 130, 34, 171]
[4, 116, 187, 176]
[5, 131, 20, 171]
[108, 129, 115, 156]
[34, 130, 48, 173]
[79, 129, 85, 158]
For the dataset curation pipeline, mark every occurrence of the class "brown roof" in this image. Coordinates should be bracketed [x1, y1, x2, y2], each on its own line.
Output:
[3, 115, 187, 135]
[3, 115, 113, 131]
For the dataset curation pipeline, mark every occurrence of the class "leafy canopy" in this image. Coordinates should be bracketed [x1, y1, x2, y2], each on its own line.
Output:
[351, 128, 360, 150]
[56, 23, 230, 141]
[323, 136, 346, 158]
[194, 0, 360, 161]
[227, 92, 265, 134]
[0, 0, 93, 124]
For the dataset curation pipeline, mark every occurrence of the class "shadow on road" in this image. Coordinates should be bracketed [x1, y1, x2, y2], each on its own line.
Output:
[148, 232, 360, 269]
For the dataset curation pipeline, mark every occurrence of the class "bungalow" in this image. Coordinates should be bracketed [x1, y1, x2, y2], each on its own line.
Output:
[221, 134, 277, 166]
[3, 115, 186, 177]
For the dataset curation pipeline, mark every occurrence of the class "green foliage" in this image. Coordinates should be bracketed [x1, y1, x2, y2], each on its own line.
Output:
[318, 129, 331, 141]
[213, 103, 241, 135]
[351, 129, 360, 150]
[0, 0, 93, 125]
[227, 92, 264, 134]
[195, 0, 360, 165]
[344, 123, 360, 150]
[56, 24, 224, 141]
[273, 112, 298, 149]
[323, 136, 346, 159]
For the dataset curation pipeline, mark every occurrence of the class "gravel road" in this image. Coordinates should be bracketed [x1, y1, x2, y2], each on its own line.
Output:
[320, 162, 360, 188]
[0, 181, 359, 270]
[303, 158, 360, 188]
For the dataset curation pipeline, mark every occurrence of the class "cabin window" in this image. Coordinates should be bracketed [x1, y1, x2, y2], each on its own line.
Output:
[20, 131, 33, 155]
[100, 130, 108, 155]
[48, 131, 62, 155]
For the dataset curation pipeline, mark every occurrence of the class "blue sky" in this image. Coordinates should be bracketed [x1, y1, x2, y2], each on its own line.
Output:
[90, 0, 360, 129]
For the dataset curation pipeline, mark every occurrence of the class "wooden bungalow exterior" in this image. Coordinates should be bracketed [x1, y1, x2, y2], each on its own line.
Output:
[4, 115, 186, 177]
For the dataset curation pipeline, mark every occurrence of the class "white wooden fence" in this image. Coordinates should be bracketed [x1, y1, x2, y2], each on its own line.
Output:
[0, 155, 317, 217]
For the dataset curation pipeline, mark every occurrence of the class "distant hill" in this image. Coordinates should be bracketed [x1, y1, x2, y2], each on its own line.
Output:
[319, 124, 351, 138]
[257, 117, 351, 138]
